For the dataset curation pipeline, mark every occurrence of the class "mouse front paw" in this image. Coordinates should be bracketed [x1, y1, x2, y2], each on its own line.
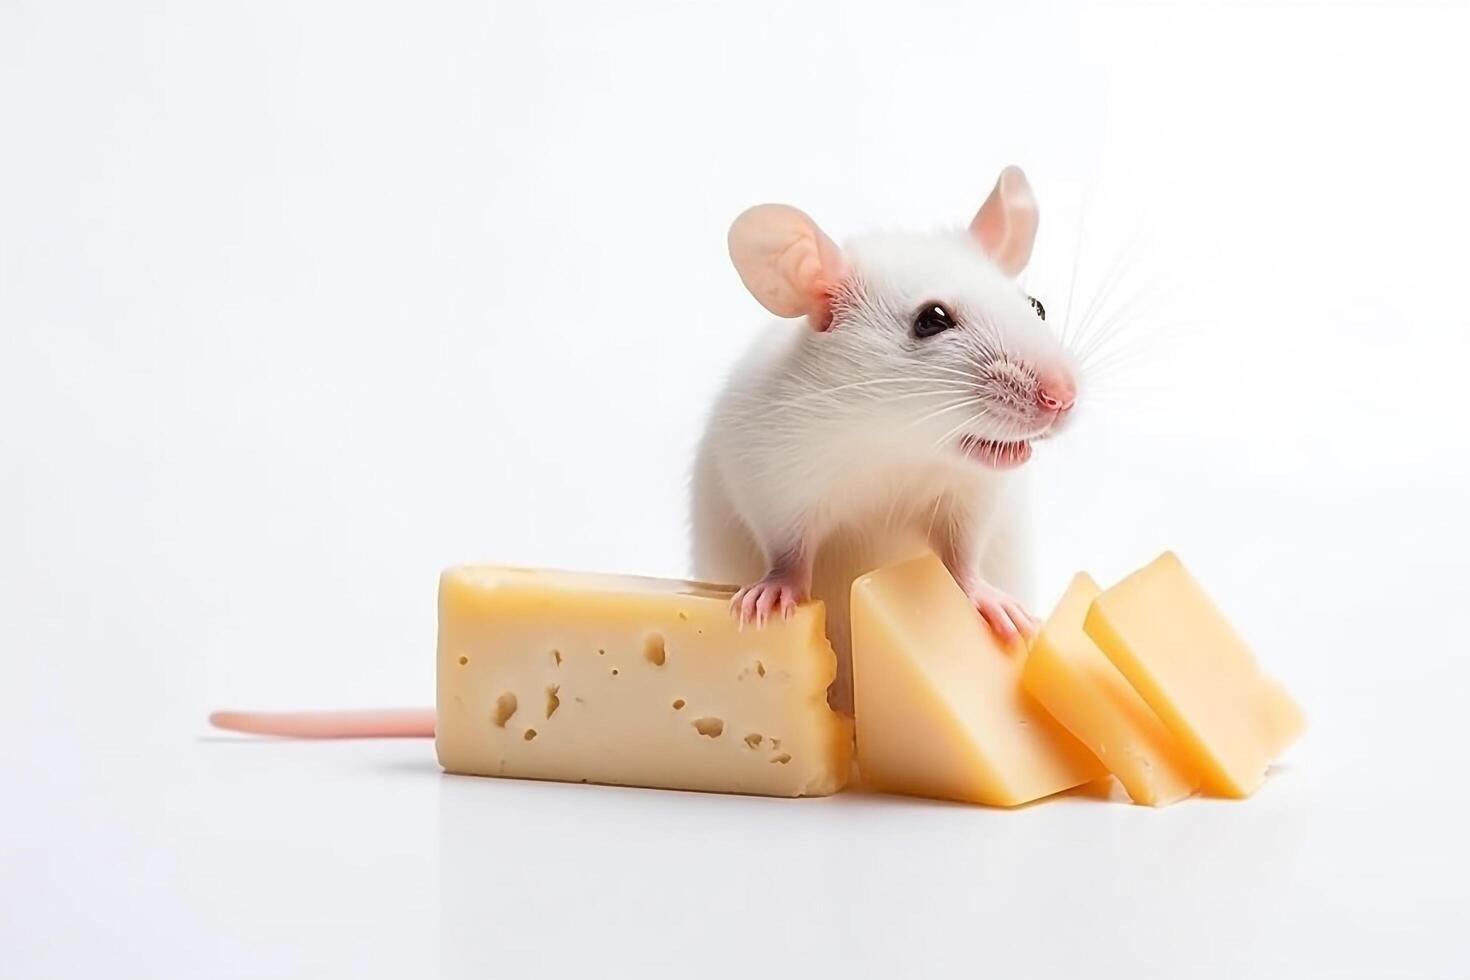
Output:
[731, 573, 807, 629]
[964, 579, 1040, 645]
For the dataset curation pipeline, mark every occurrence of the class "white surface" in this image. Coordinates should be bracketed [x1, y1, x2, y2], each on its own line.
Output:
[3, 1, 1469, 977]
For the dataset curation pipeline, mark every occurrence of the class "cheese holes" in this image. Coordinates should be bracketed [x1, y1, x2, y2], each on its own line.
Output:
[644, 634, 667, 666]
[693, 717, 724, 738]
[493, 693, 518, 728]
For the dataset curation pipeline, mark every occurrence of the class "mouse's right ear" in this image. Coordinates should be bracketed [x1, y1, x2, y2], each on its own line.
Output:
[728, 204, 847, 331]
[970, 166, 1039, 276]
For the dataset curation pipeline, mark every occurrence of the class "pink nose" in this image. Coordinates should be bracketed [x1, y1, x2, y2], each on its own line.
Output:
[1037, 371, 1076, 413]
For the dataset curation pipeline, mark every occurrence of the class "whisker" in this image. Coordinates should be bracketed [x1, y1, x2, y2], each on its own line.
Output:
[930, 411, 984, 453]
[764, 376, 971, 410]
[920, 362, 988, 384]
[1072, 286, 1160, 364]
[1057, 194, 1091, 350]
[906, 395, 986, 430]
[1070, 240, 1147, 357]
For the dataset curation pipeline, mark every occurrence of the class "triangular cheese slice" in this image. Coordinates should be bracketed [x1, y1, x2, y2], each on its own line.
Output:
[1083, 552, 1305, 798]
[851, 553, 1103, 806]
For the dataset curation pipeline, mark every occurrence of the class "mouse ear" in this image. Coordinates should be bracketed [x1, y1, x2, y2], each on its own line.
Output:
[728, 204, 847, 330]
[970, 166, 1039, 276]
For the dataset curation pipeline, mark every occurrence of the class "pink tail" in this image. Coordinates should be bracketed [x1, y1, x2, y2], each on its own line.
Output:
[209, 708, 435, 738]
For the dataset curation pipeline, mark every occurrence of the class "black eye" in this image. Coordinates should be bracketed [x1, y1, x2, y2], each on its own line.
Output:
[1028, 296, 1046, 321]
[913, 303, 956, 339]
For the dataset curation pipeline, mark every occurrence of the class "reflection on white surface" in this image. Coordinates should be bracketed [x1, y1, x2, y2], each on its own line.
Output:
[6, 725, 1468, 979]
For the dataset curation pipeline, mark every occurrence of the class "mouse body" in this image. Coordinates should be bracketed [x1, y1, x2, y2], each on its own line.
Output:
[691, 167, 1078, 713]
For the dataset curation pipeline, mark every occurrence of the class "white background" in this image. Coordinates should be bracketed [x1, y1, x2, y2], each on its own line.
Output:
[3, 1, 1468, 977]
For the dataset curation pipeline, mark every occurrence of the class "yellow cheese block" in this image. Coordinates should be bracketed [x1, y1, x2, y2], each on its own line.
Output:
[850, 553, 1105, 806]
[1022, 573, 1199, 806]
[436, 566, 852, 797]
[1083, 552, 1305, 798]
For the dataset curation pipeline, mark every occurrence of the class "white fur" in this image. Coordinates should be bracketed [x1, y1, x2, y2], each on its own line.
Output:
[691, 228, 1075, 712]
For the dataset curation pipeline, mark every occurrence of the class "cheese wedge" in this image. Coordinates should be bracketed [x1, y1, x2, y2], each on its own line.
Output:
[850, 553, 1104, 806]
[436, 566, 852, 797]
[1022, 573, 1199, 806]
[1083, 552, 1305, 798]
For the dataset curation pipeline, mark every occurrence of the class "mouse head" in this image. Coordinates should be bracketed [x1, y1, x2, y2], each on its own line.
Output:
[728, 166, 1077, 469]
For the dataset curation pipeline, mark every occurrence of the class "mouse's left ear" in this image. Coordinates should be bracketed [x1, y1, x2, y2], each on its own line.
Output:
[728, 204, 847, 330]
[970, 166, 1039, 276]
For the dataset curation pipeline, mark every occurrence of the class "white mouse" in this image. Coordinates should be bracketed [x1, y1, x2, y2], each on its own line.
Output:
[691, 166, 1078, 713]
[209, 166, 1078, 739]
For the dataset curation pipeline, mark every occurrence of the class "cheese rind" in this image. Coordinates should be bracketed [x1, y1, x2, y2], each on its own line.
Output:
[436, 566, 852, 797]
[851, 554, 1104, 806]
[1023, 573, 1199, 806]
[1083, 552, 1304, 798]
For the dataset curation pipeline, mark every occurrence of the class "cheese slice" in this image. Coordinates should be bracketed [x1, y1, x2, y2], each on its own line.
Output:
[435, 566, 852, 797]
[1083, 552, 1305, 798]
[850, 553, 1104, 806]
[1022, 573, 1199, 806]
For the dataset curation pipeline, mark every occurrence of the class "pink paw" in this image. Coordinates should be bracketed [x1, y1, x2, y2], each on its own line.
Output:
[967, 580, 1040, 645]
[731, 576, 805, 629]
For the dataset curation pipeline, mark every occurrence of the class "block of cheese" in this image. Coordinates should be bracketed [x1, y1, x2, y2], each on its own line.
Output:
[1083, 552, 1305, 798]
[850, 553, 1105, 806]
[435, 566, 852, 797]
[1022, 573, 1199, 806]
